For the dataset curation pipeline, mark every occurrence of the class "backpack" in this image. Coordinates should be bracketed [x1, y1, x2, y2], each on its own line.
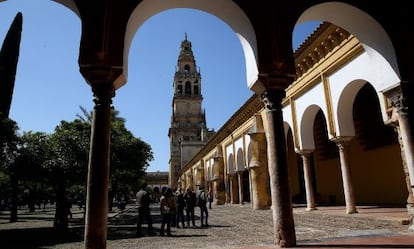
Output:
[196, 190, 206, 207]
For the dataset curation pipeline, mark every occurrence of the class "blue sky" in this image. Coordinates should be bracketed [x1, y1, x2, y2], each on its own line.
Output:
[0, 0, 320, 172]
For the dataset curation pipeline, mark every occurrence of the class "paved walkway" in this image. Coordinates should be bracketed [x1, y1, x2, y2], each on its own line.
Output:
[1, 203, 413, 249]
[113, 204, 414, 249]
[237, 205, 414, 249]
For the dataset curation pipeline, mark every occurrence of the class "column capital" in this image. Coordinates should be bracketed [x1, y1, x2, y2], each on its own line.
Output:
[228, 171, 237, 176]
[382, 84, 408, 115]
[235, 168, 246, 173]
[248, 113, 266, 135]
[260, 89, 286, 113]
[91, 83, 115, 107]
[295, 149, 314, 156]
[331, 136, 353, 151]
[248, 160, 261, 168]
[331, 136, 353, 143]
[195, 165, 204, 171]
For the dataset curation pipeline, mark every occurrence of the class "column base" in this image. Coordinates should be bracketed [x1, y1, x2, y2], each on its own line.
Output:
[346, 207, 358, 214]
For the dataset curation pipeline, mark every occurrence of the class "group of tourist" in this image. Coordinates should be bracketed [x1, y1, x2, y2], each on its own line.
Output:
[135, 182, 212, 237]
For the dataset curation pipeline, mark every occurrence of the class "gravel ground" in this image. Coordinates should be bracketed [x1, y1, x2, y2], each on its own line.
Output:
[0, 203, 411, 249]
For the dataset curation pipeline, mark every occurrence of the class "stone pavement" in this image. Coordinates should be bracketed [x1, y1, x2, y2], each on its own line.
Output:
[235, 205, 414, 249]
[107, 203, 414, 249]
[1, 203, 413, 249]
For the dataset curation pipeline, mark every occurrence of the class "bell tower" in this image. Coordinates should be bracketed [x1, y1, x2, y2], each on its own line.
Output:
[168, 34, 213, 188]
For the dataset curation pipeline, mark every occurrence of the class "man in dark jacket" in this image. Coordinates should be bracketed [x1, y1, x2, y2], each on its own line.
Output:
[184, 187, 196, 227]
[136, 182, 156, 237]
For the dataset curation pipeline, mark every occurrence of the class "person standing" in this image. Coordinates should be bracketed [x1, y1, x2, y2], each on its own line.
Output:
[160, 187, 175, 236]
[175, 189, 186, 228]
[184, 187, 196, 227]
[207, 187, 213, 209]
[170, 188, 177, 227]
[196, 185, 209, 227]
[136, 182, 155, 237]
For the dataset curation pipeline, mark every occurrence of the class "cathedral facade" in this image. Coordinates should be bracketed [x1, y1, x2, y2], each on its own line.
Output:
[175, 23, 414, 227]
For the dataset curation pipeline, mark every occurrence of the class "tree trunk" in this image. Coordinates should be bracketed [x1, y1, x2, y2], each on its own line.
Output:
[54, 172, 69, 233]
[9, 172, 18, 222]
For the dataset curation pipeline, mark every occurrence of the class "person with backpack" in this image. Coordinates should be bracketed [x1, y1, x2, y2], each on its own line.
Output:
[196, 185, 208, 227]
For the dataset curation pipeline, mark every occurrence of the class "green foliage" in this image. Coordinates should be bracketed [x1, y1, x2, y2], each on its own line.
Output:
[48, 119, 90, 183]
[0, 113, 19, 173]
[16, 131, 50, 179]
[0, 107, 154, 212]
[53, 107, 153, 197]
[110, 119, 154, 194]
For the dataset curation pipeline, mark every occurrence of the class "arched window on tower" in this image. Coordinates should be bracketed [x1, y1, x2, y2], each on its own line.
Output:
[184, 65, 190, 72]
[185, 81, 191, 95]
[194, 85, 199, 95]
[177, 84, 183, 94]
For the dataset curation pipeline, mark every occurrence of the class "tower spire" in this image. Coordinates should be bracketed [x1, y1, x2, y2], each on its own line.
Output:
[168, 36, 215, 189]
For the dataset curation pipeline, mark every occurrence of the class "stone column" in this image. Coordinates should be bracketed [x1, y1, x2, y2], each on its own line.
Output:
[237, 171, 244, 205]
[182, 176, 187, 191]
[186, 172, 193, 190]
[177, 178, 183, 191]
[230, 174, 239, 204]
[225, 177, 231, 204]
[333, 137, 357, 214]
[297, 150, 316, 211]
[195, 163, 205, 189]
[393, 126, 414, 205]
[260, 88, 296, 246]
[84, 83, 114, 249]
[248, 130, 271, 210]
[386, 87, 414, 186]
[213, 153, 226, 205]
[385, 85, 414, 228]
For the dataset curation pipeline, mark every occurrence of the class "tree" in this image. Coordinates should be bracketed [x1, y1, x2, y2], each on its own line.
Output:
[0, 11, 22, 221]
[1, 105, 154, 230]
[16, 131, 51, 212]
[0, 113, 20, 222]
[48, 107, 153, 229]
[47, 119, 90, 232]
[0, 12, 22, 117]
[76, 106, 153, 209]
[109, 119, 153, 209]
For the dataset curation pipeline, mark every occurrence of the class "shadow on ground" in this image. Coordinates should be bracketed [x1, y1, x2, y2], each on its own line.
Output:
[1, 227, 83, 249]
[0, 208, 139, 248]
[0, 206, 208, 248]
